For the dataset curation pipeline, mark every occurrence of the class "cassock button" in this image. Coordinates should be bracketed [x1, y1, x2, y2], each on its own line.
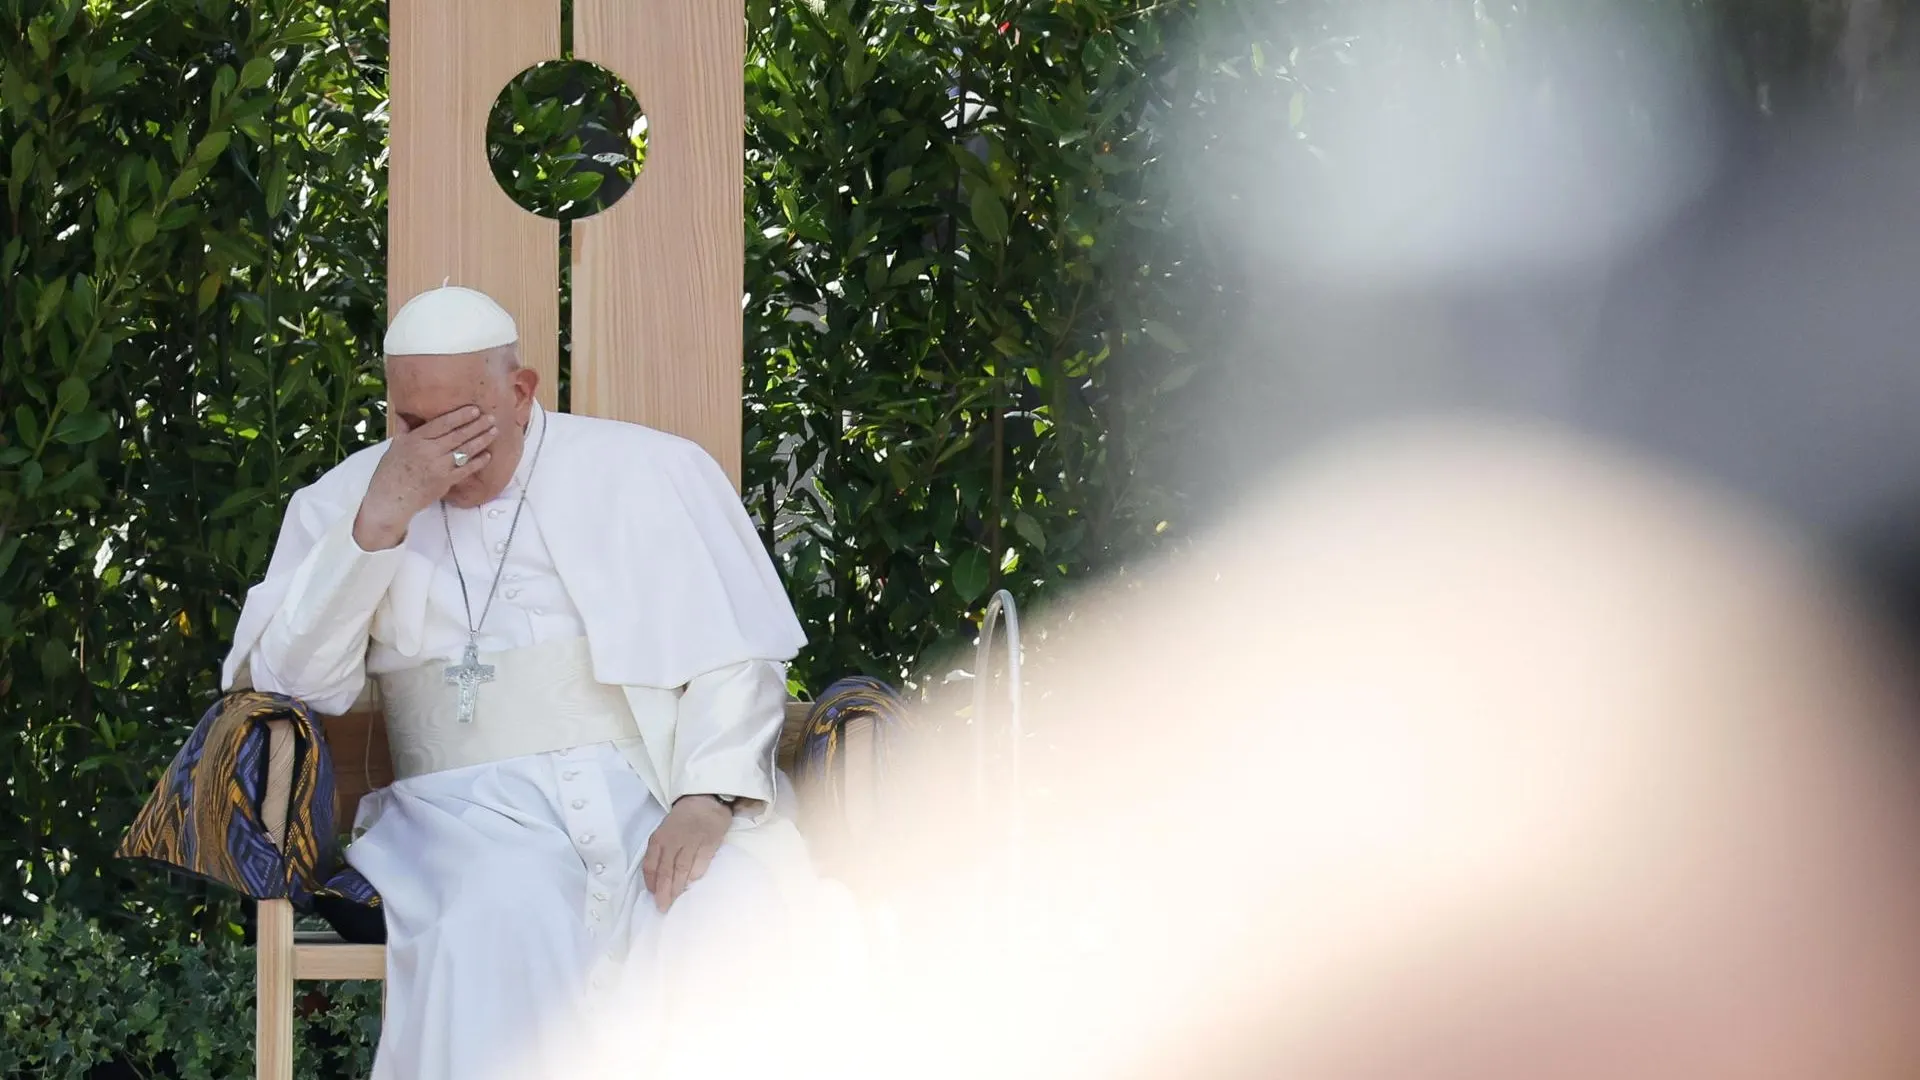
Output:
[505, 588, 520, 600]
[593, 863, 607, 875]
[488, 508, 503, 519]
[594, 891, 609, 902]
[571, 799, 586, 810]
[563, 770, 580, 781]
[577, 833, 595, 845]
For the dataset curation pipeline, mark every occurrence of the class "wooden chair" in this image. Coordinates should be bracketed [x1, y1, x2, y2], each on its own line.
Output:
[250, 1, 818, 1075]
[254, 702, 878, 1078]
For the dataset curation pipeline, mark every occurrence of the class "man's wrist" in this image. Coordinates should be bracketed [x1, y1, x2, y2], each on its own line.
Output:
[351, 506, 407, 552]
[675, 793, 738, 814]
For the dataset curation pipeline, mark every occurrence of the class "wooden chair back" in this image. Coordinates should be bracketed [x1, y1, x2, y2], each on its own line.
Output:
[390, 0, 745, 473]
[323, 0, 759, 831]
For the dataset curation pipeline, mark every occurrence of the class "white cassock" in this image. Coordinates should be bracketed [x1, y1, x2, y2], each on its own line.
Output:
[221, 403, 845, 1079]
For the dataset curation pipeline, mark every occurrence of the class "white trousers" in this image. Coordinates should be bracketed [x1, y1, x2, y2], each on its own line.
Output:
[347, 742, 789, 1080]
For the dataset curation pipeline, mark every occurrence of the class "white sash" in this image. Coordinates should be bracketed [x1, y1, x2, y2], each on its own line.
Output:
[375, 636, 638, 780]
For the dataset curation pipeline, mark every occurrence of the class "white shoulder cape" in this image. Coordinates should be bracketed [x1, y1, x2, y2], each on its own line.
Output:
[220, 409, 806, 692]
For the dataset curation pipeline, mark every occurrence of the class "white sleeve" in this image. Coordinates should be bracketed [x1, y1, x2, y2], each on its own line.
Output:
[671, 658, 788, 821]
[242, 508, 407, 716]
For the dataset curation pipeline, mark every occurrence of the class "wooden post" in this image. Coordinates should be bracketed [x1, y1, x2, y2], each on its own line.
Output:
[255, 898, 296, 1080]
[571, 0, 748, 487]
[389, 0, 563, 411]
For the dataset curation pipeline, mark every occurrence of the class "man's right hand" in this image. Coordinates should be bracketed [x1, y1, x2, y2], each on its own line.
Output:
[352, 406, 497, 550]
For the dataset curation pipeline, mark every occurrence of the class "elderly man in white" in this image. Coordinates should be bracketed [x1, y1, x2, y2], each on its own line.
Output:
[221, 285, 816, 1078]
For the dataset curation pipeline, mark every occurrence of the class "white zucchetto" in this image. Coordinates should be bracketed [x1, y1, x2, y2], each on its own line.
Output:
[383, 285, 519, 356]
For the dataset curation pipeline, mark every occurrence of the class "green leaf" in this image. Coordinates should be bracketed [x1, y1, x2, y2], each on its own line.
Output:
[889, 257, 931, 286]
[52, 411, 110, 445]
[238, 111, 273, 146]
[56, 377, 88, 414]
[264, 162, 289, 216]
[166, 165, 206, 204]
[9, 129, 34, 188]
[239, 57, 274, 90]
[128, 214, 156, 244]
[44, 458, 95, 495]
[1142, 319, 1189, 353]
[843, 50, 874, 92]
[970, 185, 1008, 246]
[40, 636, 71, 678]
[1157, 364, 1199, 393]
[33, 277, 65, 331]
[191, 130, 231, 165]
[15, 405, 41, 448]
[212, 65, 238, 112]
[558, 170, 604, 204]
[1013, 512, 1047, 552]
[884, 165, 913, 197]
[95, 188, 117, 228]
[210, 487, 263, 521]
[953, 547, 991, 604]
[68, 273, 96, 328]
[1288, 90, 1306, 129]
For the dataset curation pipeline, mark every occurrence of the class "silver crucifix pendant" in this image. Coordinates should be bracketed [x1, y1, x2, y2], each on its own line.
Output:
[443, 640, 495, 724]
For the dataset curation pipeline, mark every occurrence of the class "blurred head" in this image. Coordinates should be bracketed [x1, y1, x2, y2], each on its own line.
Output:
[384, 344, 539, 508]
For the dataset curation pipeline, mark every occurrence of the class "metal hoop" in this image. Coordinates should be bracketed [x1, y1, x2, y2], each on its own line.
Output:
[973, 588, 1024, 933]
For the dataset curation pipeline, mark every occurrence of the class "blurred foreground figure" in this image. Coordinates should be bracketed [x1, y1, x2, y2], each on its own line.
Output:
[819, 419, 1920, 1080]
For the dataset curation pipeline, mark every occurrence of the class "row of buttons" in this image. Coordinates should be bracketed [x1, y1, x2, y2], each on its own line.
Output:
[483, 543, 546, 611]
[557, 752, 621, 939]
[460, 495, 566, 623]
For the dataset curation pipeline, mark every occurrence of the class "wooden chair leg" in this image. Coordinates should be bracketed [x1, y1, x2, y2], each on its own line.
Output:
[256, 898, 295, 1080]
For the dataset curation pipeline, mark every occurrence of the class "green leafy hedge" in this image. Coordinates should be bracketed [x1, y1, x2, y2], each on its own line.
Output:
[740, 1, 1190, 679]
[1, 0, 390, 934]
[0, 908, 378, 1079]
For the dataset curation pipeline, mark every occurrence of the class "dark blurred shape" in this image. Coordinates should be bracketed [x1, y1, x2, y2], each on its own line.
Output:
[1581, 105, 1920, 645]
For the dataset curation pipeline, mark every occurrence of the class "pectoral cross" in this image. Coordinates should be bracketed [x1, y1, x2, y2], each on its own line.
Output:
[443, 640, 495, 724]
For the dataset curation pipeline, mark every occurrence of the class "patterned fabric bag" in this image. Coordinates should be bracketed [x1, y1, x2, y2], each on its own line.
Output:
[797, 676, 906, 817]
[119, 690, 339, 903]
[312, 864, 385, 944]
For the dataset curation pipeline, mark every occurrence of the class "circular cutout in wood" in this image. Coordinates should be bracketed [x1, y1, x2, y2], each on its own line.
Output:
[487, 59, 647, 220]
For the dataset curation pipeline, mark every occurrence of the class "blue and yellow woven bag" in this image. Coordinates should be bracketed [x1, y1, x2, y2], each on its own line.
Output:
[798, 675, 907, 811]
[118, 690, 339, 905]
